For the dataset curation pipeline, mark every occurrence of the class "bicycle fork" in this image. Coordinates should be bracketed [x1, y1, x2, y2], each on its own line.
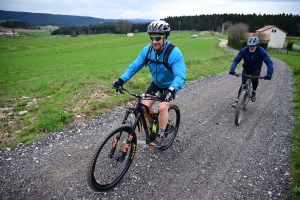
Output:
[108, 132, 121, 158]
[117, 134, 133, 162]
[108, 132, 134, 162]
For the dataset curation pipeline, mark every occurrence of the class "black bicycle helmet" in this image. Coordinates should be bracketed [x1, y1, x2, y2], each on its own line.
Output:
[147, 20, 171, 39]
[247, 36, 260, 46]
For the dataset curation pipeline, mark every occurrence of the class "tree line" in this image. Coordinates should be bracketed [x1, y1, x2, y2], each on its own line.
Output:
[3, 13, 299, 36]
[51, 19, 148, 36]
[165, 13, 300, 36]
[0, 20, 39, 30]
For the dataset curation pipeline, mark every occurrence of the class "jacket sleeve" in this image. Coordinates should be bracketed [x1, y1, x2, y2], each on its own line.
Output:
[230, 48, 244, 72]
[120, 45, 150, 82]
[262, 48, 274, 76]
[169, 47, 187, 92]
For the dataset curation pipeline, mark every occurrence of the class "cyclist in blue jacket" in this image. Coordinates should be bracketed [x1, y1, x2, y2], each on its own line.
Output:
[229, 36, 274, 107]
[113, 20, 186, 148]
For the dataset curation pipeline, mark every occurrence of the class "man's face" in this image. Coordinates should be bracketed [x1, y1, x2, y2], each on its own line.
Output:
[150, 34, 165, 51]
[248, 45, 257, 53]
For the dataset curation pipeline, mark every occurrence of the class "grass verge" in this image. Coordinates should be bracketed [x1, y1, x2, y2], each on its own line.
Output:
[271, 49, 300, 199]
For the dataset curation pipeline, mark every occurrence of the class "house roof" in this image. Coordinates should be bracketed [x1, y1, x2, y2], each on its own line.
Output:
[247, 32, 270, 42]
[200, 31, 210, 34]
[256, 25, 288, 34]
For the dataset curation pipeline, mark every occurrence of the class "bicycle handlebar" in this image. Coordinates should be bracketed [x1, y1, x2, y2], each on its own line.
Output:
[115, 86, 162, 101]
[234, 73, 264, 79]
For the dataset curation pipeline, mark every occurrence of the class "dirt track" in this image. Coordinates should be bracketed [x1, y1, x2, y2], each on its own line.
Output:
[0, 41, 295, 199]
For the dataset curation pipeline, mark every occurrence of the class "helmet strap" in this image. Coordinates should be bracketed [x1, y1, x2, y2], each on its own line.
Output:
[160, 38, 167, 51]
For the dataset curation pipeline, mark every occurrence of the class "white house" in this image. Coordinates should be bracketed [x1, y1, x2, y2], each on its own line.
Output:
[255, 25, 288, 48]
[127, 33, 134, 37]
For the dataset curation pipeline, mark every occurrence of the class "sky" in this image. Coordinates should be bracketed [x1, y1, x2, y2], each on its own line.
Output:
[1, 0, 300, 20]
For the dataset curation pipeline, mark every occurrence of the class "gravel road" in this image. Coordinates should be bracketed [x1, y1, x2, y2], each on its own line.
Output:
[0, 42, 295, 200]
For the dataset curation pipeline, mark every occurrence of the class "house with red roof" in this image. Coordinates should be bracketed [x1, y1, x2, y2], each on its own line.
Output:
[255, 25, 287, 48]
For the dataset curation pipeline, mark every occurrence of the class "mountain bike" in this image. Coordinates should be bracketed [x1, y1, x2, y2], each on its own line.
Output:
[234, 73, 264, 125]
[86, 86, 180, 192]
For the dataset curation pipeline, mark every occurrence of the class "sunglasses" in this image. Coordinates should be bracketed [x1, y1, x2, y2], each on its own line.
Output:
[150, 36, 164, 41]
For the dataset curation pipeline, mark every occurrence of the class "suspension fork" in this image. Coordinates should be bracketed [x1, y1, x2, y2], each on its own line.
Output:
[109, 110, 139, 161]
[108, 132, 121, 158]
[117, 133, 134, 162]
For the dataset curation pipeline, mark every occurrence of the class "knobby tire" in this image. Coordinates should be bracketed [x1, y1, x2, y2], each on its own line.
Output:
[86, 125, 136, 192]
[159, 104, 180, 151]
[235, 91, 247, 125]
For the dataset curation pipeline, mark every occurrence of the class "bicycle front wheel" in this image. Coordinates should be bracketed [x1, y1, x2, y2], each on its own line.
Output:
[235, 91, 247, 125]
[159, 104, 180, 151]
[86, 125, 137, 192]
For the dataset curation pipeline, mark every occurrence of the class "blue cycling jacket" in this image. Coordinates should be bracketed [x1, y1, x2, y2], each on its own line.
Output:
[230, 46, 274, 76]
[120, 41, 186, 92]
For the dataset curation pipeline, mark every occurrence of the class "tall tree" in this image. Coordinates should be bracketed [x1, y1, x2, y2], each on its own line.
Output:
[115, 19, 132, 36]
[227, 23, 249, 42]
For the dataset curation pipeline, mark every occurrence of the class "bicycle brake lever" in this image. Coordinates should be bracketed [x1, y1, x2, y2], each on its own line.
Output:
[118, 86, 124, 94]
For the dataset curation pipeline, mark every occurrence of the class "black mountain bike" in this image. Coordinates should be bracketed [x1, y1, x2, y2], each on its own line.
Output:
[234, 73, 264, 125]
[86, 87, 180, 192]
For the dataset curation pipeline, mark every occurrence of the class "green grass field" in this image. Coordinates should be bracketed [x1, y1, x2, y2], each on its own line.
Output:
[0, 31, 299, 198]
[0, 31, 232, 148]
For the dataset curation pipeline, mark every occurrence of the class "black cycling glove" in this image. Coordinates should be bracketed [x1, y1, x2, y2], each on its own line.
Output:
[264, 75, 272, 80]
[160, 88, 175, 102]
[113, 78, 124, 92]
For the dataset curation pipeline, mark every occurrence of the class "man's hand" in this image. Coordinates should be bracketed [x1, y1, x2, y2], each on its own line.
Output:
[229, 71, 236, 75]
[113, 78, 124, 92]
[160, 88, 175, 102]
[264, 75, 272, 80]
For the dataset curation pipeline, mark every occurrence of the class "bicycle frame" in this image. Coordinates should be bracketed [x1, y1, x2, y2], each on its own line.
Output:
[120, 87, 160, 144]
[236, 73, 263, 108]
[87, 86, 181, 192]
[234, 73, 264, 125]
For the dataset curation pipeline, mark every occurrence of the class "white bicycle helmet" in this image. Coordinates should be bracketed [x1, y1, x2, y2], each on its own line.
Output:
[147, 20, 171, 39]
[247, 36, 260, 46]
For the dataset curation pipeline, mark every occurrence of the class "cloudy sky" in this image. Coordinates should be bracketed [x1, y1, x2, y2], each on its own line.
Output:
[1, 0, 300, 20]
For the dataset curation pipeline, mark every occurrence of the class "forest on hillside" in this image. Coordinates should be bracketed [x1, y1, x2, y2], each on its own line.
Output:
[40, 13, 300, 36]
[165, 13, 299, 35]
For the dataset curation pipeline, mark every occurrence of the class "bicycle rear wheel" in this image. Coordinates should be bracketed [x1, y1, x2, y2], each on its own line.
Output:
[235, 91, 247, 125]
[86, 125, 137, 192]
[159, 104, 180, 151]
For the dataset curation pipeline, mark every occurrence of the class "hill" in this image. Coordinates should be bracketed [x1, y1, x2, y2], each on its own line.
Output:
[0, 10, 153, 27]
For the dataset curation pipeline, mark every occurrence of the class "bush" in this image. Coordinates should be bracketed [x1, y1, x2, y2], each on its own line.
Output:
[259, 42, 268, 50]
[287, 41, 294, 51]
[294, 67, 300, 75]
[228, 37, 245, 50]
